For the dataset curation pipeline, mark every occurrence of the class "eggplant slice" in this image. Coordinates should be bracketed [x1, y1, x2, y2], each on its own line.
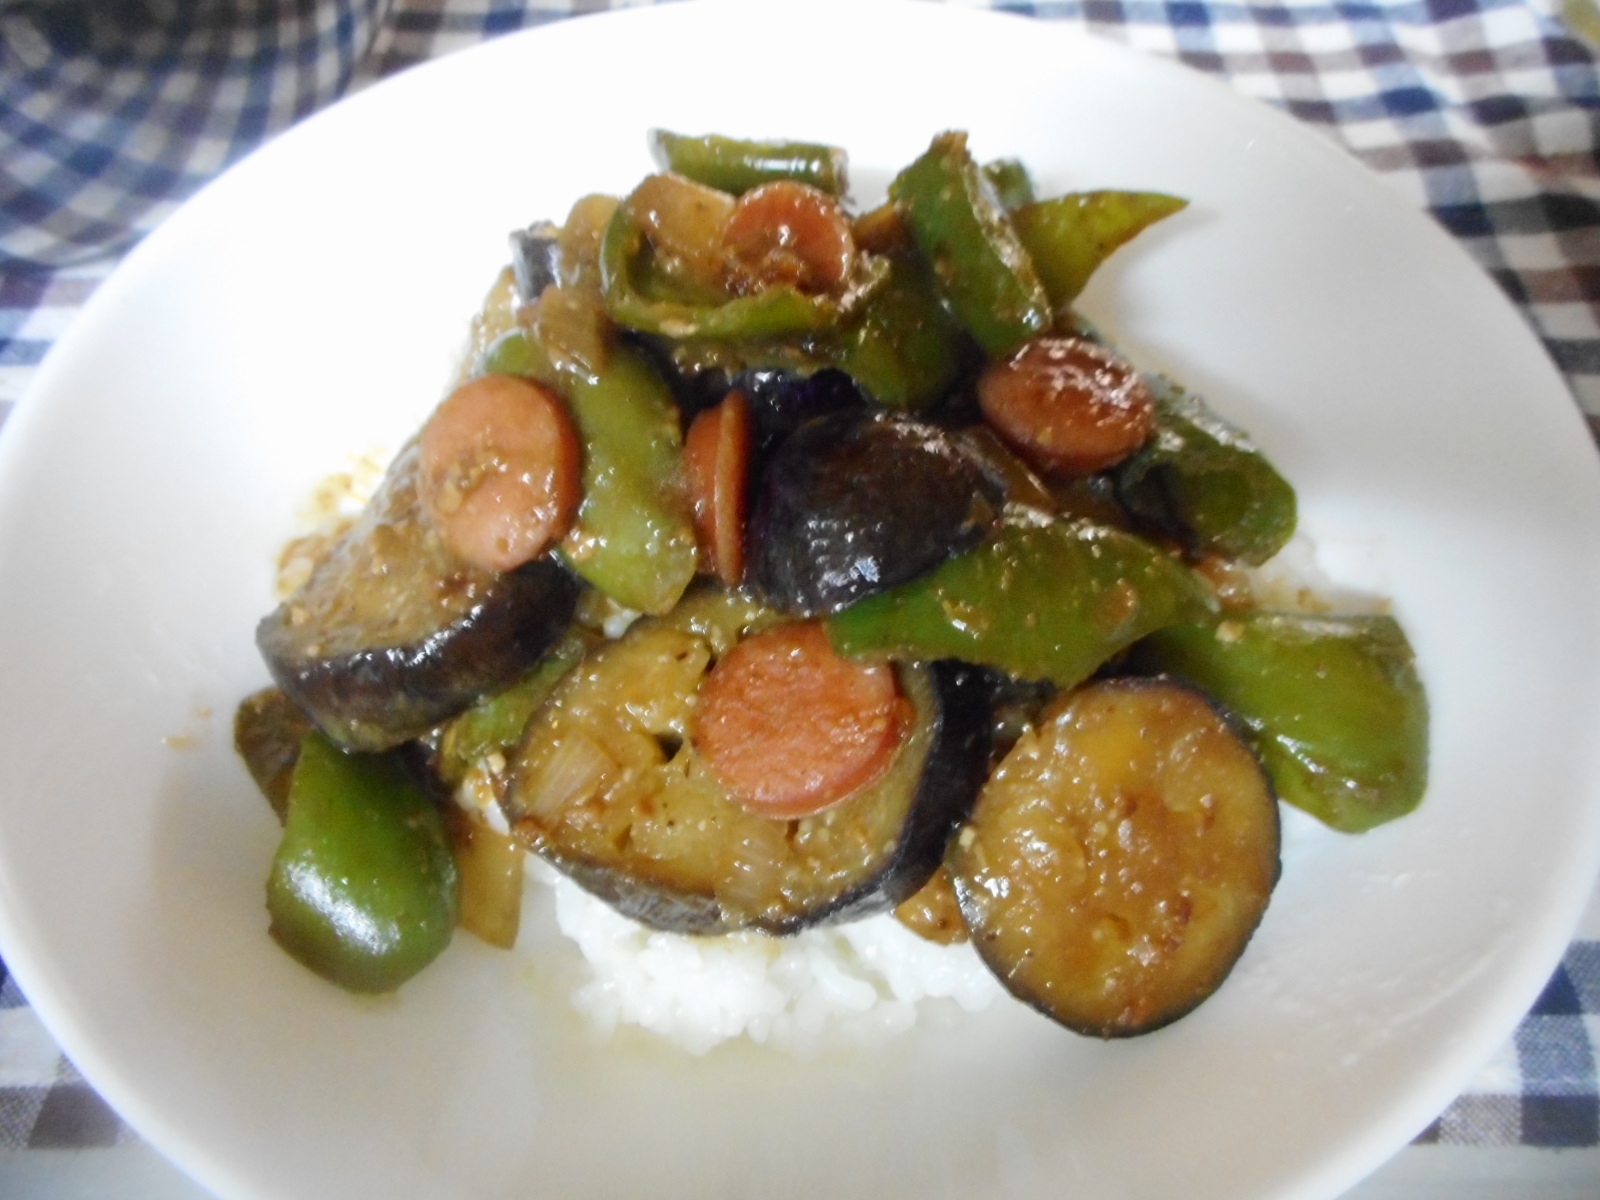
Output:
[502, 588, 992, 935]
[719, 366, 869, 453]
[951, 677, 1279, 1037]
[509, 221, 563, 303]
[748, 409, 1004, 616]
[257, 441, 580, 752]
[233, 686, 315, 822]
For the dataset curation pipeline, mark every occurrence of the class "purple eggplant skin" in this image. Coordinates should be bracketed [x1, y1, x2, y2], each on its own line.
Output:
[509, 221, 563, 303]
[256, 442, 580, 753]
[729, 367, 869, 454]
[524, 850, 728, 935]
[748, 409, 1004, 617]
[809, 658, 994, 930]
[641, 354, 870, 453]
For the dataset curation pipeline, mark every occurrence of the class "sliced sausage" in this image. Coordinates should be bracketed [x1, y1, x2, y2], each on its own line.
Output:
[418, 374, 581, 573]
[692, 622, 909, 818]
[977, 335, 1156, 475]
[682, 390, 752, 587]
[723, 180, 857, 296]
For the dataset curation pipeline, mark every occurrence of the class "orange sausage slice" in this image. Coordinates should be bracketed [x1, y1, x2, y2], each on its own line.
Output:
[418, 375, 581, 573]
[693, 622, 908, 819]
[682, 390, 752, 587]
[723, 180, 857, 296]
[977, 335, 1156, 475]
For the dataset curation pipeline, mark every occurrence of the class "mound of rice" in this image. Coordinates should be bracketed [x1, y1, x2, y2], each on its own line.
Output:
[529, 860, 1004, 1056]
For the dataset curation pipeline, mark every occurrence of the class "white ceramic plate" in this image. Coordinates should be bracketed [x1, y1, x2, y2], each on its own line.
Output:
[4, 2, 1600, 1198]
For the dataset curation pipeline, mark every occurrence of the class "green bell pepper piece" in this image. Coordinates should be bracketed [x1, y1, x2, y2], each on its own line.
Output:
[1131, 613, 1428, 833]
[648, 130, 848, 196]
[557, 341, 698, 615]
[1012, 190, 1187, 307]
[823, 248, 978, 410]
[266, 731, 460, 993]
[476, 328, 698, 615]
[477, 327, 558, 383]
[888, 132, 1051, 357]
[234, 688, 315, 823]
[1114, 378, 1297, 565]
[827, 518, 1216, 687]
[982, 158, 1036, 210]
[600, 206, 881, 340]
[435, 631, 590, 787]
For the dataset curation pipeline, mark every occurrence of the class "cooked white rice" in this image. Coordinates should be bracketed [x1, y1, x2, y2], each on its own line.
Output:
[528, 858, 1003, 1057]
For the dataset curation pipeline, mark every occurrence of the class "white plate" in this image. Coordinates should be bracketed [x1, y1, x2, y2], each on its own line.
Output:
[3, 2, 1600, 1198]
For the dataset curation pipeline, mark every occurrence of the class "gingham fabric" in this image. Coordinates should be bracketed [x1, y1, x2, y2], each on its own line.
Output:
[0, 0, 393, 267]
[2, 0, 1600, 1164]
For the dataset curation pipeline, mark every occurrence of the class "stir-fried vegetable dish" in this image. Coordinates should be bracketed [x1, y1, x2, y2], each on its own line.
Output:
[235, 131, 1429, 1038]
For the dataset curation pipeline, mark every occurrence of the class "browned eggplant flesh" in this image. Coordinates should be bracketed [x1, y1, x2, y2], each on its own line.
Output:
[256, 441, 579, 752]
[233, 686, 316, 823]
[950, 677, 1280, 1037]
[893, 863, 969, 945]
[502, 587, 992, 935]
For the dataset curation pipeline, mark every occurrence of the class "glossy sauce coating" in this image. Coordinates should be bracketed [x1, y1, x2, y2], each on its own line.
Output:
[723, 180, 857, 295]
[977, 335, 1156, 475]
[418, 375, 581, 573]
[953, 678, 1279, 1036]
[682, 390, 752, 587]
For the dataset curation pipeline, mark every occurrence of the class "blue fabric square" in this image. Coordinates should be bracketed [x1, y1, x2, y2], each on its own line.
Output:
[1381, 85, 1441, 116]
[1426, 0, 1484, 22]
[484, 5, 528, 35]
[1166, 1, 1212, 26]
[1533, 963, 1585, 1017]
[1563, 944, 1600, 1014]
[1517, 1014, 1597, 1097]
[1522, 1095, 1600, 1147]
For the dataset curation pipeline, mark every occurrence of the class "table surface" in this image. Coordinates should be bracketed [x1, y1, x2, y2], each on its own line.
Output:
[3, 0, 1600, 1196]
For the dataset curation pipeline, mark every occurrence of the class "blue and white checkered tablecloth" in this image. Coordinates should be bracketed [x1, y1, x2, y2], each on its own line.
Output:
[2, 0, 1600, 1171]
